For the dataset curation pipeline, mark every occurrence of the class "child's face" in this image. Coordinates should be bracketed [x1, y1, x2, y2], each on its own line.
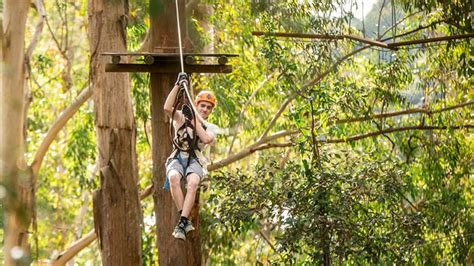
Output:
[197, 101, 214, 119]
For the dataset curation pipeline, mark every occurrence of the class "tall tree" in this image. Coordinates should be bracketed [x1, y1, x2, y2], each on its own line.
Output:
[1, 0, 32, 265]
[88, 0, 142, 264]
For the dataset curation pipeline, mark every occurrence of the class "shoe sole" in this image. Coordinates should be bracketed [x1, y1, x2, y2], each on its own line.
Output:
[172, 232, 186, 240]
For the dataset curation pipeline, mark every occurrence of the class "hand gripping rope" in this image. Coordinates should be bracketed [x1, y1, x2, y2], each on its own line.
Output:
[174, 0, 204, 123]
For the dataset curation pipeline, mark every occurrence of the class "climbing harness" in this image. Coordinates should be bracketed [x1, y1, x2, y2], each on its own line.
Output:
[169, 89, 202, 157]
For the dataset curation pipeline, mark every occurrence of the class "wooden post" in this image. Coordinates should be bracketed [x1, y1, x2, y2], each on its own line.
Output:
[149, 0, 201, 265]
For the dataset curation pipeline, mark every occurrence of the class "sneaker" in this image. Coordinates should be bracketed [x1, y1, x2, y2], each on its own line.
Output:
[172, 221, 186, 240]
[183, 219, 195, 233]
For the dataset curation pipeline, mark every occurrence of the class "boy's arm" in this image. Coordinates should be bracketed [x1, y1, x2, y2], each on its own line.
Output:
[194, 121, 215, 144]
[164, 85, 181, 119]
[164, 72, 188, 120]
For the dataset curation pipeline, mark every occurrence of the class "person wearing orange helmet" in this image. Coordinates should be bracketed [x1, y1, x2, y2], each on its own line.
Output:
[163, 72, 218, 240]
[194, 90, 216, 120]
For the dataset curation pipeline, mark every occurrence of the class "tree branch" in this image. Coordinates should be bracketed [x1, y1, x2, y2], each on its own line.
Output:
[30, 86, 93, 177]
[138, 29, 150, 52]
[139, 184, 154, 200]
[258, 45, 371, 140]
[252, 31, 394, 50]
[228, 71, 277, 155]
[210, 130, 297, 171]
[380, 19, 444, 42]
[209, 142, 293, 171]
[334, 101, 474, 124]
[210, 124, 473, 172]
[52, 230, 96, 266]
[50, 184, 153, 265]
[26, 0, 46, 60]
[44, 0, 68, 59]
[210, 124, 473, 171]
[378, 11, 423, 40]
[259, 230, 279, 253]
[377, 0, 387, 39]
[252, 28, 472, 50]
[345, 34, 394, 49]
[254, 142, 293, 151]
[323, 125, 473, 143]
[388, 33, 474, 48]
[252, 31, 343, 40]
[212, 101, 473, 171]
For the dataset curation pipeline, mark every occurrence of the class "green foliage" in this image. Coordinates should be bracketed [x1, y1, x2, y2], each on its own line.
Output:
[20, 0, 473, 264]
[209, 139, 473, 263]
[399, 0, 473, 32]
[63, 106, 97, 191]
[128, 0, 149, 51]
[141, 197, 157, 265]
[198, 0, 473, 264]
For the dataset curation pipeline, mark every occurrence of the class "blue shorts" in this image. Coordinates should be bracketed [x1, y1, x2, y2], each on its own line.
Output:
[163, 153, 203, 190]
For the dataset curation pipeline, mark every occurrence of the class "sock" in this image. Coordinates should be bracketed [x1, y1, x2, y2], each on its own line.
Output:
[180, 216, 189, 223]
[179, 210, 182, 215]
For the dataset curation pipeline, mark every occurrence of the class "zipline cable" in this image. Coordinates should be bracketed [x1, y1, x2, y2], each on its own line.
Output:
[174, 0, 205, 123]
[175, 0, 185, 73]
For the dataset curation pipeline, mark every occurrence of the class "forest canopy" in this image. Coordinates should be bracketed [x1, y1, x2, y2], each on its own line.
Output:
[1, 0, 473, 265]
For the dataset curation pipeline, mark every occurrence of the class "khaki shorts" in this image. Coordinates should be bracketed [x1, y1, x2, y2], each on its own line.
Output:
[163, 153, 202, 190]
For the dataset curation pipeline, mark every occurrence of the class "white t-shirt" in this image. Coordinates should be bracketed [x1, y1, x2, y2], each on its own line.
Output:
[168, 111, 218, 173]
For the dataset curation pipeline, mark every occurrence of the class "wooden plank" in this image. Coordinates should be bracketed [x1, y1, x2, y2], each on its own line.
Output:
[105, 63, 232, 73]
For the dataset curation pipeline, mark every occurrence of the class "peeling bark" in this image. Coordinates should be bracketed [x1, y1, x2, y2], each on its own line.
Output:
[88, 0, 142, 264]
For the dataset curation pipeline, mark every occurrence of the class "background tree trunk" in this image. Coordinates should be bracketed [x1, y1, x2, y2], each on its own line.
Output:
[1, 1, 32, 265]
[149, 0, 201, 265]
[88, 0, 142, 265]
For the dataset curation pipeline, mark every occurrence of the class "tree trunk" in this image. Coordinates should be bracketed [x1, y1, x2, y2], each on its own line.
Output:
[1, 1, 32, 265]
[149, 0, 201, 265]
[88, 0, 142, 265]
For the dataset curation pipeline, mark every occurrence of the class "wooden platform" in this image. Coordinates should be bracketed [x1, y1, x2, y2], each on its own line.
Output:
[101, 52, 237, 73]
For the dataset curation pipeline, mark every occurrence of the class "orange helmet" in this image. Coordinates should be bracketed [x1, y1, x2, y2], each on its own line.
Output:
[195, 90, 216, 107]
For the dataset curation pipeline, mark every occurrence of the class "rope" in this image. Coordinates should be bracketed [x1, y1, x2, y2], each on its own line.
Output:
[181, 82, 204, 122]
[173, 0, 205, 123]
[175, 0, 185, 73]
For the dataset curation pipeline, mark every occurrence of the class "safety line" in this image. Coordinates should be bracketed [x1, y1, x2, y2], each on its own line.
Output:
[174, 0, 207, 124]
[174, 0, 185, 73]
